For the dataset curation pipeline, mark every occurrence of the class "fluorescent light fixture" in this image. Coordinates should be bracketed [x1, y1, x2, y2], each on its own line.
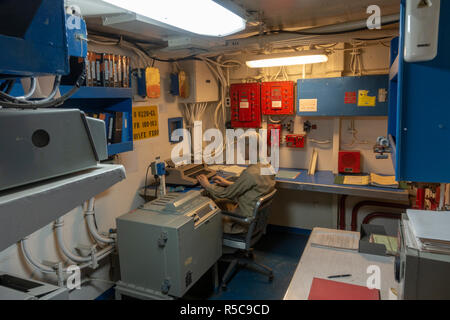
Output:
[102, 0, 246, 37]
[246, 51, 329, 68]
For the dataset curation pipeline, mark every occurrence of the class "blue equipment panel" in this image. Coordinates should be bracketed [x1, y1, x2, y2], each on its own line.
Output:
[60, 86, 134, 157]
[0, 0, 86, 77]
[297, 75, 389, 116]
[168, 117, 184, 143]
[391, 0, 450, 183]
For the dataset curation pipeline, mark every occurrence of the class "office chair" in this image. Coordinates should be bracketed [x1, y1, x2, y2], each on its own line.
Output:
[219, 189, 277, 290]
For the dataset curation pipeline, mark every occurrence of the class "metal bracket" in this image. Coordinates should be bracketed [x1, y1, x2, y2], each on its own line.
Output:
[161, 279, 171, 295]
[158, 232, 168, 248]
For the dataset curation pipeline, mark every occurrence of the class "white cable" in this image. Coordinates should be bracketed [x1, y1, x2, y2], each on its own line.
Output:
[268, 116, 282, 124]
[21, 238, 92, 274]
[21, 238, 57, 274]
[55, 218, 113, 264]
[308, 138, 332, 144]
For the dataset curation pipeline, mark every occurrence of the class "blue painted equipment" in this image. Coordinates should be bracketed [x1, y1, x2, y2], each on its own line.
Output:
[297, 75, 389, 117]
[168, 117, 184, 143]
[0, 0, 87, 78]
[389, 0, 450, 183]
[0, 0, 88, 109]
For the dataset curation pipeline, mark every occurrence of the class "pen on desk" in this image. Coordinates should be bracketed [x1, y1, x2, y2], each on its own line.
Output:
[328, 274, 352, 279]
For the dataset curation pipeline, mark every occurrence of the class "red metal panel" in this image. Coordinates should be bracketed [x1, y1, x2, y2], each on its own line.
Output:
[261, 81, 294, 115]
[338, 151, 361, 174]
[230, 83, 261, 128]
[285, 134, 305, 148]
[267, 124, 282, 147]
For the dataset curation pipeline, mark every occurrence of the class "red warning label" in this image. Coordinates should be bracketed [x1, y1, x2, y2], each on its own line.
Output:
[345, 92, 357, 104]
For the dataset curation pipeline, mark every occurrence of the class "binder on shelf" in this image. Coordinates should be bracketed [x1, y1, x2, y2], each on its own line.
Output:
[113, 112, 123, 144]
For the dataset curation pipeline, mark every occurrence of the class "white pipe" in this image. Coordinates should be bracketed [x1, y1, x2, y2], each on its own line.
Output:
[84, 198, 115, 244]
[21, 238, 55, 274]
[55, 218, 113, 264]
[21, 238, 94, 273]
[85, 214, 115, 244]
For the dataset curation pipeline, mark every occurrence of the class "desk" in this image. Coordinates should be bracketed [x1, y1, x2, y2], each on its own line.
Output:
[284, 228, 398, 300]
[276, 169, 409, 202]
[140, 168, 409, 202]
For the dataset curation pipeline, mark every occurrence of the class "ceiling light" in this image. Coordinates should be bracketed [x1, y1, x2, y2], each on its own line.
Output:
[246, 51, 329, 68]
[102, 0, 247, 37]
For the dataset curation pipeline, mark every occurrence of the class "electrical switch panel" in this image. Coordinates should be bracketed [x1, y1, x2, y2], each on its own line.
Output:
[261, 81, 295, 115]
[267, 124, 282, 147]
[285, 134, 306, 148]
[230, 83, 261, 128]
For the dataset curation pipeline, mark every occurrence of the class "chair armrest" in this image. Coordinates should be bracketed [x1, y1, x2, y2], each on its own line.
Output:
[221, 211, 254, 224]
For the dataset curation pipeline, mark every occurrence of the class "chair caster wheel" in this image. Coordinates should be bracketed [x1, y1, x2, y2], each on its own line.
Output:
[221, 284, 228, 291]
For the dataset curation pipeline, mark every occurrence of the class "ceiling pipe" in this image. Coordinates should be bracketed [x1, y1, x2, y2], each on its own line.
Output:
[296, 13, 400, 34]
[216, 14, 400, 54]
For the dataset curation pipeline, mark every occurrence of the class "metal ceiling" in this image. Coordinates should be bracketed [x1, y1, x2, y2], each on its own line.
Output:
[234, 0, 400, 31]
[67, 0, 401, 56]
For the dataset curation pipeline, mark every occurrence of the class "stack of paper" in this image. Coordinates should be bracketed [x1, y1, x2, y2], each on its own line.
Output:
[370, 234, 399, 255]
[310, 228, 360, 251]
[407, 209, 450, 255]
[334, 173, 399, 188]
[370, 173, 399, 188]
[343, 175, 370, 186]
[276, 170, 301, 180]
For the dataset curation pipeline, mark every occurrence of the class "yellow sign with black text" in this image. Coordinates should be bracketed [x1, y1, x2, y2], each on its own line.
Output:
[132, 106, 159, 141]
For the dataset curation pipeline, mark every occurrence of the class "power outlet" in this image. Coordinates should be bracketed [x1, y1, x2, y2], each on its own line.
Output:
[225, 97, 231, 108]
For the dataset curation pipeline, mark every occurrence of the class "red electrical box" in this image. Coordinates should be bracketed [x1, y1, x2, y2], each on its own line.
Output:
[338, 151, 361, 174]
[286, 134, 305, 148]
[261, 81, 295, 115]
[267, 124, 282, 147]
[230, 83, 261, 128]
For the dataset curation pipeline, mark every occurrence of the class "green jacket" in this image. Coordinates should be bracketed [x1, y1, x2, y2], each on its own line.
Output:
[204, 164, 276, 218]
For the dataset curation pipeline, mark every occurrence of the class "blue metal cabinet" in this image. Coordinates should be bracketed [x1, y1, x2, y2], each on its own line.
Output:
[61, 86, 134, 156]
[389, 0, 450, 183]
[0, 0, 86, 77]
[297, 75, 389, 117]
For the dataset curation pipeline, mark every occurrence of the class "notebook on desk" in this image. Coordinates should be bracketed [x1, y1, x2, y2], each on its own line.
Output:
[308, 278, 380, 300]
[276, 170, 301, 180]
[334, 173, 401, 188]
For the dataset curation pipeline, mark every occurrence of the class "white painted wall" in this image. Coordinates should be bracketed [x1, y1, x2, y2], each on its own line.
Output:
[225, 43, 403, 230]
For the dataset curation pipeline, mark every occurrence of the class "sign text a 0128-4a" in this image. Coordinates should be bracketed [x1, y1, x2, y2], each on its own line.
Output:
[132, 106, 159, 141]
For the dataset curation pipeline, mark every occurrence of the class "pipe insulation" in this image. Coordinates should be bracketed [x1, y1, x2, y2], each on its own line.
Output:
[84, 198, 115, 244]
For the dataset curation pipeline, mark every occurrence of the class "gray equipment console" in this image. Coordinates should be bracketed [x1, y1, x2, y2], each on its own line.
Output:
[116, 191, 222, 299]
[397, 214, 450, 299]
[0, 109, 108, 192]
[0, 272, 68, 300]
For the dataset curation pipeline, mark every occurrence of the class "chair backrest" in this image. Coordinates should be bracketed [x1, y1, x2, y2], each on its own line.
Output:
[245, 189, 277, 248]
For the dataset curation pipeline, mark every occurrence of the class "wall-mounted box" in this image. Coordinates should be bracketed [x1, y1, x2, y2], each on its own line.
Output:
[338, 151, 361, 174]
[297, 75, 389, 117]
[262, 81, 295, 115]
[267, 124, 282, 147]
[230, 83, 261, 128]
[168, 117, 184, 143]
[285, 134, 305, 149]
[388, 0, 450, 183]
[178, 60, 219, 103]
